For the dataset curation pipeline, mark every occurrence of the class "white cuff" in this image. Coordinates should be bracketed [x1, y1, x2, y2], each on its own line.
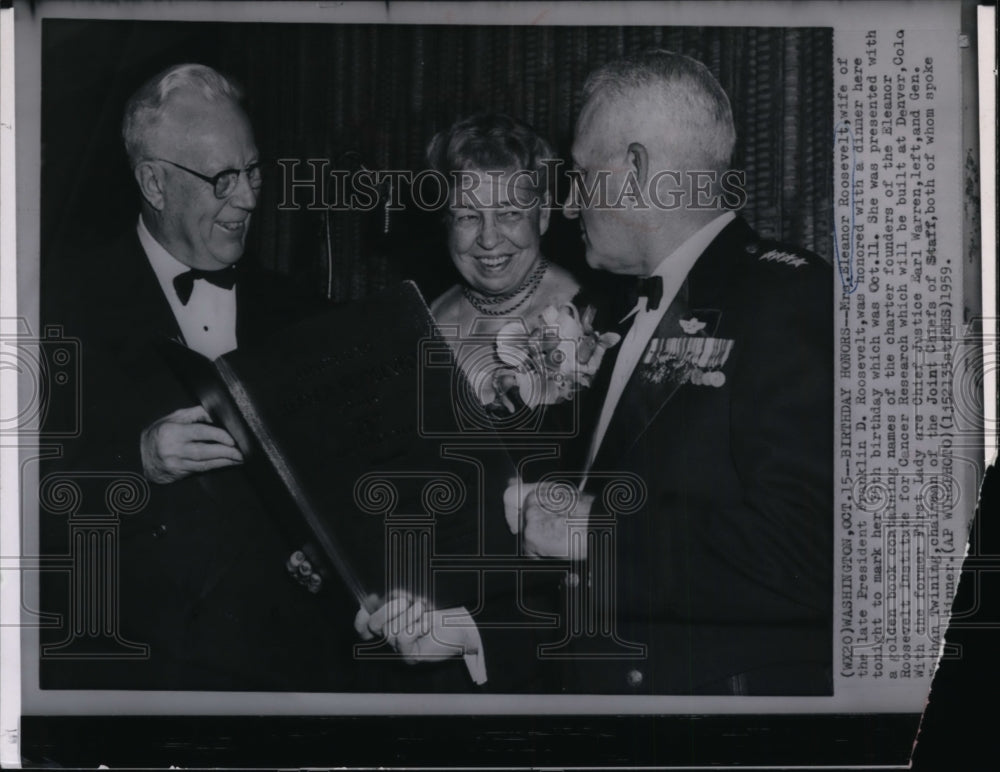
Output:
[453, 609, 487, 685]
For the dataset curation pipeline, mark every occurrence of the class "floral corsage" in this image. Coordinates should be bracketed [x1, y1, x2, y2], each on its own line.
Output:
[480, 304, 621, 414]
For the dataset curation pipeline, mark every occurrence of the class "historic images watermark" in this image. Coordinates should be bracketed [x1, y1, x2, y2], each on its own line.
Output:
[274, 159, 749, 213]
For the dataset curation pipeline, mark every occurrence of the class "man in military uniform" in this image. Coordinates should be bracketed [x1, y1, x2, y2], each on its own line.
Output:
[514, 49, 834, 694]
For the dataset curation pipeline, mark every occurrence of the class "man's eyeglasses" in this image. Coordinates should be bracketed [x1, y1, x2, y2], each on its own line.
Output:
[152, 158, 263, 199]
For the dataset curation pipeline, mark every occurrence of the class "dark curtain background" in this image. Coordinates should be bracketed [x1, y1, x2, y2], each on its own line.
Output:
[41, 20, 832, 304]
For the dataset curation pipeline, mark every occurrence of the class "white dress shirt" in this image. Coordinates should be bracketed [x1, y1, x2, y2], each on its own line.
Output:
[583, 211, 736, 482]
[138, 215, 238, 360]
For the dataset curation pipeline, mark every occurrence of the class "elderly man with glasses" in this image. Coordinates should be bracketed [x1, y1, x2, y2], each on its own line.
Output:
[122, 63, 266, 480]
[41, 63, 351, 691]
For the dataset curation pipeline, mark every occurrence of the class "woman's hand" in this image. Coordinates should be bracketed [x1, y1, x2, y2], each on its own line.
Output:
[354, 592, 485, 680]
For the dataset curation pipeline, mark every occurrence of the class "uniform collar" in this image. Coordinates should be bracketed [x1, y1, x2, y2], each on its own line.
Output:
[622, 210, 736, 323]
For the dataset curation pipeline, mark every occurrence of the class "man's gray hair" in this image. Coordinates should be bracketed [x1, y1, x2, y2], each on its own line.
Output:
[583, 49, 736, 170]
[121, 63, 243, 168]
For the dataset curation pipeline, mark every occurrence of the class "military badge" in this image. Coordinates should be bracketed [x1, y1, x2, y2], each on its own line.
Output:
[639, 336, 734, 387]
[679, 317, 707, 335]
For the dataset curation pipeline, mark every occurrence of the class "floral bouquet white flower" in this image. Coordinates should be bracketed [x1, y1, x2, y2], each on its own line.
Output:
[483, 304, 621, 415]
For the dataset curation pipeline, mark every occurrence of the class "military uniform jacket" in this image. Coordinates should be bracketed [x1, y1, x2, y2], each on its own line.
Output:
[558, 216, 834, 695]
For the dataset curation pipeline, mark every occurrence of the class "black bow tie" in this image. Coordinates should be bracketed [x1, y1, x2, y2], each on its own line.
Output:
[626, 275, 664, 312]
[172, 267, 237, 305]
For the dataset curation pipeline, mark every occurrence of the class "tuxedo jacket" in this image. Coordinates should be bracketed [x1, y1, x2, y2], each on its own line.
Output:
[40, 229, 364, 691]
[558, 217, 833, 694]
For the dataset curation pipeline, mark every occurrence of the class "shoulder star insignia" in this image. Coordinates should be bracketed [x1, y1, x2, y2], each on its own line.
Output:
[759, 249, 808, 268]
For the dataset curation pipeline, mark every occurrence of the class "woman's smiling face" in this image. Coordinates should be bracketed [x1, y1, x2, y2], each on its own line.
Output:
[446, 170, 551, 296]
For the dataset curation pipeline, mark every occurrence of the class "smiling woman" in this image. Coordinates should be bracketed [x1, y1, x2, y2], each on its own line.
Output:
[427, 113, 612, 414]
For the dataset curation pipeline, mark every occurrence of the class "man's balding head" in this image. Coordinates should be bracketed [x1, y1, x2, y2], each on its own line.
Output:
[565, 51, 737, 275]
[580, 50, 735, 174]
